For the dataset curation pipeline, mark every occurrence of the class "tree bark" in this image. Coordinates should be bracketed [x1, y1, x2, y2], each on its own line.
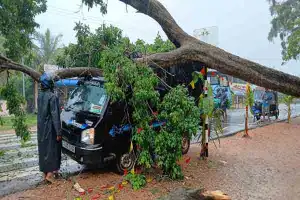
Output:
[53, 67, 103, 80]
[0, 55, 41, 81]
[160, 187, 231, 200]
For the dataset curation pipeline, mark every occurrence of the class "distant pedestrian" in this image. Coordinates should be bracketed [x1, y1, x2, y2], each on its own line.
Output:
[37, 73, 62, 183]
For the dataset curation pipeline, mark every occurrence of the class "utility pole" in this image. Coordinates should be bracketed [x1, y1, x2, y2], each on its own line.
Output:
[204, 66, 209, 157]
[195, 26, 218, 158]
[200, 66, 209, 158]
[244, 83, 251, 137]
[22, 58, 25, 98]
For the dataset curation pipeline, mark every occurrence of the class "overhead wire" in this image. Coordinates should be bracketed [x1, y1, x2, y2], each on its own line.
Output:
[44, 4, 152, 35]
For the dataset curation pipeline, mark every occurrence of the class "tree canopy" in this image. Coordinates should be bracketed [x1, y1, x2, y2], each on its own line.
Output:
[268, 0, 300, 62]
[56, 22, 175, 69]
[56, 22, 123, 68]
[0, 0, 47, 61]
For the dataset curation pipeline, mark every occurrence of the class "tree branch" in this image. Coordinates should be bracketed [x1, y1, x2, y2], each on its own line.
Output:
[140, 44, 300, 96]
[0, 55, 41, 81]
[53, 67, 103, 80]
[0, 55, 103, 82]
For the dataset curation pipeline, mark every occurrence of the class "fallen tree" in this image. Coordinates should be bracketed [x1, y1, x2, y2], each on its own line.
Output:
[1, 0, 300, 97]
[0, 55, 103, 82]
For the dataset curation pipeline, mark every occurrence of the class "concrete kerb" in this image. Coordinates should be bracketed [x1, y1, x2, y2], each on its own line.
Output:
[0, 137, 37, 145]
[0, 141, 36, 151]
[0, 147, 37, 161]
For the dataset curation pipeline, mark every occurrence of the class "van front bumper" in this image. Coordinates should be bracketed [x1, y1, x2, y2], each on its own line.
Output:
[62, 140, 104, 165]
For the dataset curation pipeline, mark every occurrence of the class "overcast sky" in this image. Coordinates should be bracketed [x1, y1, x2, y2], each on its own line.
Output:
[35, 0, 299, 75]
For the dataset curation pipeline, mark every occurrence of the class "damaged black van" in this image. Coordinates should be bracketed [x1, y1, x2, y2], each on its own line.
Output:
[60, 77, 138, 173]
[60, 64, 205, 173]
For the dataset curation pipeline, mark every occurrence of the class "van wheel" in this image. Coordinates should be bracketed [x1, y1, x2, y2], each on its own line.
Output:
[116, 151, 136, 174]
[182, 134, 190, 155]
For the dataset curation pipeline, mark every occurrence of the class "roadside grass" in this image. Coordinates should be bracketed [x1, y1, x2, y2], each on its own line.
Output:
[0, 114, 37, 131]
[0, 150, 5, 157]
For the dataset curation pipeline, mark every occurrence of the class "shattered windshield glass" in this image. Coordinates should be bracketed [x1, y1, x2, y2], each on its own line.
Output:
[65, 83, 108, 114]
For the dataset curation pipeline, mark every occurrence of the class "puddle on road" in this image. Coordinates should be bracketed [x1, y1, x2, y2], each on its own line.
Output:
[0, 160, 83, 197]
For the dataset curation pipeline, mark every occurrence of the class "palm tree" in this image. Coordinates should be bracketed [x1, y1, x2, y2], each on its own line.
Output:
[34, 28, 63, 67]
[33, 29, 63, 110]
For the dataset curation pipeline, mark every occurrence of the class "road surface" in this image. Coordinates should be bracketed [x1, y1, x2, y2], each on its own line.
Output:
[191, 103, 300, 143]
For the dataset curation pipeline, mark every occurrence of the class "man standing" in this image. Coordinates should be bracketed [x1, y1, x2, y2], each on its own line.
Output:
[37, 73, 62, 183]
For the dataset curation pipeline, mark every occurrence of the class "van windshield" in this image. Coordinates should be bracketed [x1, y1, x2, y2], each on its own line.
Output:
[65, 83, 108, 114]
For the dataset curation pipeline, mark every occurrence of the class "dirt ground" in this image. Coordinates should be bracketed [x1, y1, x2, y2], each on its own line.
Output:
[2, 119, 300, 200]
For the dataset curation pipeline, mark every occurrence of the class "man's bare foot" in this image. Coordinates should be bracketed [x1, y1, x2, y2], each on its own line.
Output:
[45, 172, 55, 183]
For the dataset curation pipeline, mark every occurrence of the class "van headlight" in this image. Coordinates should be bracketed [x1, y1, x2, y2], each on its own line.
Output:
[81, 128, 95, 144]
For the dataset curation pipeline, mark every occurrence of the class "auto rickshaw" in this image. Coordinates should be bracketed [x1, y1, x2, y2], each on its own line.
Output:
[207, 71, 231, 119]
[251, 87, 279, 121]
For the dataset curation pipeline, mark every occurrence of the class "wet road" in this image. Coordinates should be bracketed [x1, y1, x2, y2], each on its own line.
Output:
[221, 103, 300, 136]
[191, 103, 300, 142]
[0, 103, 299, 197]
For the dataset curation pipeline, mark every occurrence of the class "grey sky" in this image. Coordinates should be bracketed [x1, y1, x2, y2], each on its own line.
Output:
[35, 0, 299, 75]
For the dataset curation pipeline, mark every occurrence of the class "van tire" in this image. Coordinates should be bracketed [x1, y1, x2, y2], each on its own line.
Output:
[115, 151, 136, 174]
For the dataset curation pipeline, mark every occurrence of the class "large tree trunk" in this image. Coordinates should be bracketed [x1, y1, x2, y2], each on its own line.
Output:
[1, 0, 300, 97]
[120, 0, 300, 97]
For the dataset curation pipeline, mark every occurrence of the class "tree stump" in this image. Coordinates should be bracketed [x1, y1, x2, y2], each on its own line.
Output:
[158, 187, 231, 200]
